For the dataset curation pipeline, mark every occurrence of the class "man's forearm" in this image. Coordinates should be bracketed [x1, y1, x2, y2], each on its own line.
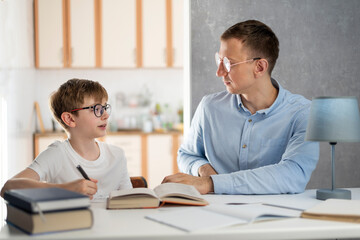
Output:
[203, 176, 215, 193]
[177, 151, 210, 175]
[198, 163, 217, 177]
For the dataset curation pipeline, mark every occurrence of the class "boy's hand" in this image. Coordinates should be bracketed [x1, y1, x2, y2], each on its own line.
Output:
[61, 178, 98, 199]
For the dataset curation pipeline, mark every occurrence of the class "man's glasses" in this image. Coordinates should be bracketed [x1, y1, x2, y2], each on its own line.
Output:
[215, 52, 261, 73]
[70, 104, 111, 118]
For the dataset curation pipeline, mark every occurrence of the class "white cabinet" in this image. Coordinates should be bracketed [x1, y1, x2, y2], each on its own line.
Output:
[102, 0, 137, 68]
[142, 0, 167, 67]
[35, 0, 64, 68]
[105, 135, 143, 177]
[34, 134, 67, 158]
[35, 0, 183, 68]
[141, 0, 183, 68]
[35, 0, 96, 68]
[69, 0, 96, 67]
[147, 135, 173, 188]
[171, 0, 184, 67]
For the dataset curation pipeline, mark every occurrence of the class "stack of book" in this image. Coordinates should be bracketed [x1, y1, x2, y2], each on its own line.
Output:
[4, 188, 93, 234]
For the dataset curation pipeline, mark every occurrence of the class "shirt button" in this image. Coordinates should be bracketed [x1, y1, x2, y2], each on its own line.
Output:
[248, 119, 252, 122]
[242, 144, 247, 148]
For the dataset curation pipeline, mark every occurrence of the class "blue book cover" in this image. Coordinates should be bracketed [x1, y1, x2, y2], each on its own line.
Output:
[4, 188, 90, 213]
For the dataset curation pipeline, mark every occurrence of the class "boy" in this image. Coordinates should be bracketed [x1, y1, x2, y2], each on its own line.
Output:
[1, 79, 132, 199]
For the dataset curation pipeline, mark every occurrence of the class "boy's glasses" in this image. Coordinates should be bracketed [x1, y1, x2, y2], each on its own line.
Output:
[70, 104, 111, 118]
[215, 52, 261, 72]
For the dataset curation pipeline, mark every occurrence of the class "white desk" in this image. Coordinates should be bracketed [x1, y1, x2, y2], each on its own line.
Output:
[1, 189, 360, 240]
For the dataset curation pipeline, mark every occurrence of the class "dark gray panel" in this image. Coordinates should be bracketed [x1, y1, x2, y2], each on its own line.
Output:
[190, 0, 360, 189]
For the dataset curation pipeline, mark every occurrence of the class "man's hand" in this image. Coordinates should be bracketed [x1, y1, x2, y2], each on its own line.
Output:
[198, 164, 217, 177]
[60, 178, 98, 199]
[162, 173, 214, 194]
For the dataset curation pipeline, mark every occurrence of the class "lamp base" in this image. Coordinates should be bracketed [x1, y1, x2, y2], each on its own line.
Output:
[316, 189, 351, 200]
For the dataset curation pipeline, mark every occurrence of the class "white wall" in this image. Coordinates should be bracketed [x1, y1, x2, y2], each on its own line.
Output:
[0, 0, 36, 179]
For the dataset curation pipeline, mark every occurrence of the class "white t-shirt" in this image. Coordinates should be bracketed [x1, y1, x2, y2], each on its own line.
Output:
[28, 139, 132, 199]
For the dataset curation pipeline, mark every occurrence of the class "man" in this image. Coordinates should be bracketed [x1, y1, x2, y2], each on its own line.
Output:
[162, 20, 319, 195]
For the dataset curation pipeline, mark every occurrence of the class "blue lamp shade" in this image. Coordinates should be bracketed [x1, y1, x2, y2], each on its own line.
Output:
[305, 97, 360, 142]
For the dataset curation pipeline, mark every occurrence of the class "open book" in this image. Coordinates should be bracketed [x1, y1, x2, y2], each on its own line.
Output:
[106, 183, 208, 209]
[146, 203, 302, 232]
[301, 199, 360, 223]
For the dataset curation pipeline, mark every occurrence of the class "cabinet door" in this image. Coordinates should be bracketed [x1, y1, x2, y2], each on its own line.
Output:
[34, 134, 67, 158]
[36, 0, 64, 68]
[69, 0, 96, 67]
[147, 135, 173, 188]
[171, 0, 183, 67]
[105, 135, 142, 177]
[142, 0, 167, 67]
[102, 0, 137, 68]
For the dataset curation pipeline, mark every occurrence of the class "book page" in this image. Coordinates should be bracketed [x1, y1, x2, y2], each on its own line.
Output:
[302, 199, 360, 216]
[109, 188, 158, 199]
[206, 203, 301, 223]
[153, 183, 203, 201]
[146, 203, 301, 232]
[146, 208, 246, 232]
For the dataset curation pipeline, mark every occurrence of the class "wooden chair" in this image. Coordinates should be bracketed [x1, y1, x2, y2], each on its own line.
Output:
[130, 176, 148, 188]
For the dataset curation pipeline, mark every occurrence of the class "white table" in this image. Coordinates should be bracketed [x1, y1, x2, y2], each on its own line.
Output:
[1, 189, 360, 240]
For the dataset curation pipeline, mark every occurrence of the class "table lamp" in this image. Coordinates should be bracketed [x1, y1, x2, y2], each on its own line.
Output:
[305, 97, 360, 200]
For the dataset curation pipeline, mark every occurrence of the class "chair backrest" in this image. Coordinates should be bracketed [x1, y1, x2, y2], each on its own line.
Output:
[130, 176, 148, 188]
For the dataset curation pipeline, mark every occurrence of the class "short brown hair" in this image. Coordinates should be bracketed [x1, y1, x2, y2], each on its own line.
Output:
[221, 20, 279, 75]
[49, 78, 108, 129]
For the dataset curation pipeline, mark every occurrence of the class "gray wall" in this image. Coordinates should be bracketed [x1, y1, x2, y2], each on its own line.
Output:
[190, 0, 360, 189]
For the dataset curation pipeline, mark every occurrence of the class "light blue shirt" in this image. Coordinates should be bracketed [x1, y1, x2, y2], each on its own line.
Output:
[178, 79, 319, 194]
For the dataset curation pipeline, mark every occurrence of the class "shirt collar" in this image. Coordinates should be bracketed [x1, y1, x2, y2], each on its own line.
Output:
[236, 78, 284, 115]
